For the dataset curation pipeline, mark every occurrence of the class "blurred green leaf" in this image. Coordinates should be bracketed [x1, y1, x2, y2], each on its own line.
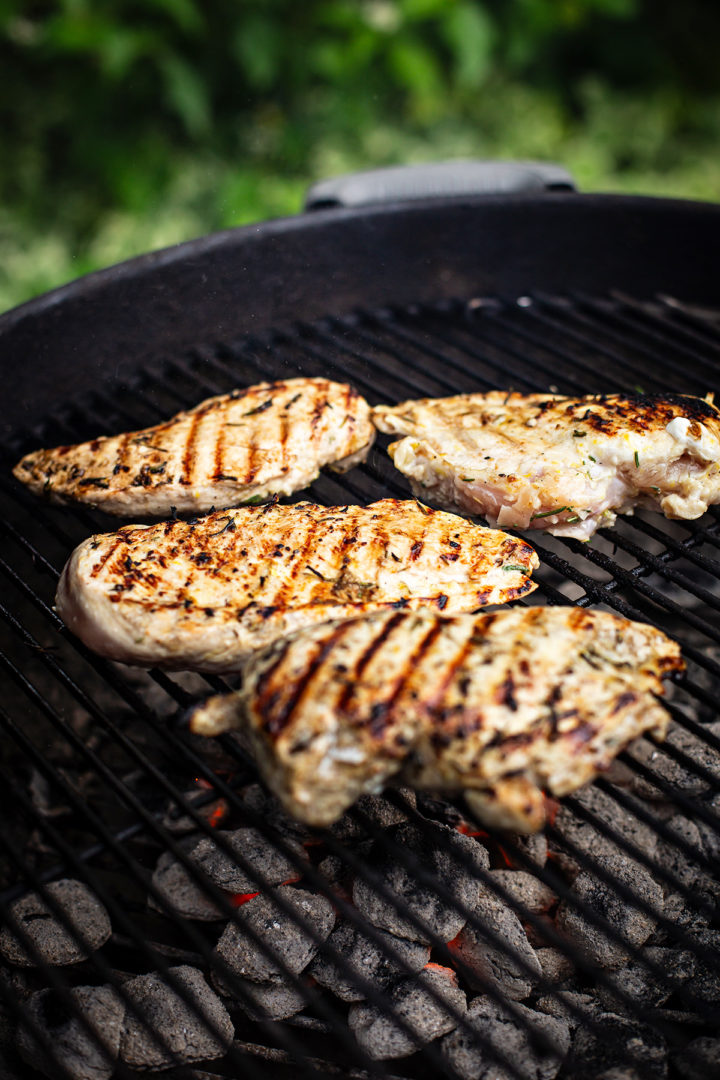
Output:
[443, 2, 495, 88]
[232, 15, 281, 90]
[158, 53, 212, 136]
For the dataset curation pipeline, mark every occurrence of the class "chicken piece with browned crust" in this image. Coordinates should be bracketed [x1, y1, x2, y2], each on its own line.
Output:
[14, 378, 374, 517]
[189, 606, 683, 831]
[373, 391, 720, 540]
[55, 498, 538, 673]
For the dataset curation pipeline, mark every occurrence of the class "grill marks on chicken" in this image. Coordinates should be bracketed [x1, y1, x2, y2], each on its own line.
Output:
[189, 606, 683, 830]
[13, 378, 375, 516]
[55, 499, 538, 673]
[373, 391, 720, 539]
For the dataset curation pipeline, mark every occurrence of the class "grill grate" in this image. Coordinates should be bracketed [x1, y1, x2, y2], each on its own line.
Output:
[1, 291, 719, 1079]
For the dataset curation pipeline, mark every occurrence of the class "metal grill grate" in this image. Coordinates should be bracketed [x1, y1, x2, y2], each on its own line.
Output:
[1, 291, 719, 1080]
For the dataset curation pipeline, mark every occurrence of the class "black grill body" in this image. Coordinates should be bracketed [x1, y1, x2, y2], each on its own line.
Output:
[1, 191, 720, 1080]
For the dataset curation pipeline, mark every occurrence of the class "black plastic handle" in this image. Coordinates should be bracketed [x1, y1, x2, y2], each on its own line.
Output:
[304, 160, 576, 210]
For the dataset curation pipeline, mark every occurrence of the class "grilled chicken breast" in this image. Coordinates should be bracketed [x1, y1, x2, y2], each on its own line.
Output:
[55, 499, 538, 673]
[14, 378, 374, 517]
[189, 606, 682, 831]
[373, 391, 720, 540]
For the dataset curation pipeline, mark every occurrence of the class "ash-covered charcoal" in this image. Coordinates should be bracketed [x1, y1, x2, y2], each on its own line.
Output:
[695, 792, 720, 863]
[535, 948, 575, 986]
[0, 880, 112, 967]
[674, 1037, 720, 1080]
[349, 965, 467, 1060]
[317, 855, 348, 892]
[149, 850, 225, 921]
[329, 789, 417, 841]
[555, 853, 663, 969]
[489, 870, 556, 915]
[594, 1070, 643, 1080]
[552, 786, 660, 872]
[119, 964, 233, 1070]
[352, 822, 489, 945]
[657, 815, 710, 890]
[684, 929, 720, 1004]
[596, 947, 697, 1011]
[307, 921, 430, 1002]
[213, 886, 335, 984]
[239, 783, 313, 842]
[215, 974, 311, 1021]
[508, 832, 548, 868]
[440, 995, 571, 1080]
[189, 827, 307, 893]
[17, 985, 124, 1080]
[627, 721, 720, 800]
[567, 1011, 667, 1080]
[160, 791, 228, 835]
[450, 889, 542, 1001]
[535, 991, 604, 1033]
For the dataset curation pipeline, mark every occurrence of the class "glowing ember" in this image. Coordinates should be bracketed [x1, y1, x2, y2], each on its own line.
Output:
[230, 891, 260, 907]
[455, 822, 489, 839]
[207, 803, 227, 828]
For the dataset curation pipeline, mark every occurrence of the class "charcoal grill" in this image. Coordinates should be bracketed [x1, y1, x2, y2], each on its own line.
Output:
[1, 164, 719, 1080]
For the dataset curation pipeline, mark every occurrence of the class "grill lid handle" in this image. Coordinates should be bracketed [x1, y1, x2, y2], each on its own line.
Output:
[304, 160, 576, 209]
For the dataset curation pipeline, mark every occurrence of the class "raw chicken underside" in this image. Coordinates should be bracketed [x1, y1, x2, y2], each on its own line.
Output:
[55, 499, 538, 673]
[373, 391, 720, 539]
[189, 606, 683, 831]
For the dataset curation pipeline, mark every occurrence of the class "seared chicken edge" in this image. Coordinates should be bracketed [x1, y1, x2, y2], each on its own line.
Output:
[189, 606, 683, 832]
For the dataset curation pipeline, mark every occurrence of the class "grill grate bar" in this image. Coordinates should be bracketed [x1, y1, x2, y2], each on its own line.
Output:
[0, 564, 548, 1077]
[0, 626, 464, 1080]
[0, 701, 436, 1080]
[0, 798, 254, 1080]
[3, 289, 720, 1079]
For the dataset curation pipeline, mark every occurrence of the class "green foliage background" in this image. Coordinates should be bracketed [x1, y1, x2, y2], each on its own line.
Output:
[2, 0, 719, 313]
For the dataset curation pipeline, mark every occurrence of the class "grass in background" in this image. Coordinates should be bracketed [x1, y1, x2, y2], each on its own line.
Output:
[3, 1, 720, 313]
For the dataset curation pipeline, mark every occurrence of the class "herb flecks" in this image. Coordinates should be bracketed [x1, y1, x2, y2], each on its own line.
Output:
[503, 564, 529, 573]
[634, 450, 640, 468]
[531, 506, 572, 520]
[242, 399, 273, 417]
[242, 495, 267, 506]
[572, 430, 586, 438]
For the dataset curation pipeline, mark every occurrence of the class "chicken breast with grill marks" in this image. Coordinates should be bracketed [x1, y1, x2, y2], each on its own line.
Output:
[189, 606, 683, 831]
[55, 498, 538, 673]
[13, 378, 374, 517]
[373, 391, 720, 540]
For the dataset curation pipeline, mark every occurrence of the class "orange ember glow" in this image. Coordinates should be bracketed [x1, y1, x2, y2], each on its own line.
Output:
[194, 777, 213, 790]
[497, 844, 514, 869]
[230, 891, 260, 907]
[423, 962, 458, 982]
[455, 822, 489, 839]
[208, 802, 228, 828]
[445, 934, 463, 951]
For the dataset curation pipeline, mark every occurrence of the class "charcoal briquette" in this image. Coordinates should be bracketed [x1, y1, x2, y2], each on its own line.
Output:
[17, 985, 124, 1080]
[0, 880, 111, 967]
[307, 921, 430, 1001]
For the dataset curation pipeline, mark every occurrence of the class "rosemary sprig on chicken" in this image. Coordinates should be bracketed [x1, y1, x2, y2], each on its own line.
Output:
[373, 391, 720, 540]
